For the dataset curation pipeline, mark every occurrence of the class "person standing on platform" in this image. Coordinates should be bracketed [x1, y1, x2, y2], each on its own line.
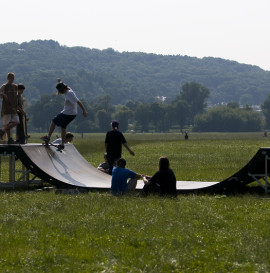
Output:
[0, 72, 21, 144]
[16, 83, 27, 144]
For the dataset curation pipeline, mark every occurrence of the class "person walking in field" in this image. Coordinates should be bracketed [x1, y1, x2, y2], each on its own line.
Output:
[41, 79, 87, 151]
[105, 120, 135, 175]
[0, 72, 23, 144]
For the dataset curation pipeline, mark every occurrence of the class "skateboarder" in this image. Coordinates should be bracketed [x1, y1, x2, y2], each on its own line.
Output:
[41, 79, 87, 150]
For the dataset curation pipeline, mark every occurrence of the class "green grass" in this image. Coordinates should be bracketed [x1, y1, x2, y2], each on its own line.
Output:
[1, 132, 270, 272]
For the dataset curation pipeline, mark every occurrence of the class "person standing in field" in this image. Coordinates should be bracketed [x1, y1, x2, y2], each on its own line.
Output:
[41, 79, 87, 151]
[0, 72, 22, 144]
[105, 120, 135, 175]
[142, 156, 177, 197]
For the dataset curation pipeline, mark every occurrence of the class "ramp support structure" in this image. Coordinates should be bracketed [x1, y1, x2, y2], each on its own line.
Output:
[248, 153, 270, 193]
[0, 152, 42, 189]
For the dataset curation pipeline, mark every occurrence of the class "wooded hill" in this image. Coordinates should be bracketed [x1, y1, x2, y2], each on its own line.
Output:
[0, 39, 269, 105]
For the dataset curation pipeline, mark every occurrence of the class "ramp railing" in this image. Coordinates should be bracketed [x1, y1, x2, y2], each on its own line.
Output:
[248, 151, 270, 193]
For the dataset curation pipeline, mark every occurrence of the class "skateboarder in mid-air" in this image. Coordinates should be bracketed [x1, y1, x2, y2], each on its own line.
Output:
[41, 79, 87, 151]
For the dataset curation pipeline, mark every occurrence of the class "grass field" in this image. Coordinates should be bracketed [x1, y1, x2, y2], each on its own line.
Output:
[1, 132, 270, 272]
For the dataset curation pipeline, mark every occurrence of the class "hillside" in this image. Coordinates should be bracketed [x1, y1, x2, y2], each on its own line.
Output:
[0, 40, 269, 105]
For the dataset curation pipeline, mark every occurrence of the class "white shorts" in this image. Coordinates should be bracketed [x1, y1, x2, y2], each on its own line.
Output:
[2, 114, 20, 126]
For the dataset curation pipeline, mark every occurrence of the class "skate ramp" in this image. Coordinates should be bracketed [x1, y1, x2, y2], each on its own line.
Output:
[0, 144, 269, 192]
[18, 144, 111, 189]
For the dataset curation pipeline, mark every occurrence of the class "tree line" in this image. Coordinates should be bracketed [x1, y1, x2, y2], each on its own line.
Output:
[1, 40, 270, 107]
[27, 82, 266, 133]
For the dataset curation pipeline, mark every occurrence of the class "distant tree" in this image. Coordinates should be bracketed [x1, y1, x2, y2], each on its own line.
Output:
[97, 109, 112, 132]
[114, 106, 133, 132]
[227, 102, 240, 108]
[171, 99, 190, 129]
[179, 82, 210, 124]
[134, 104, 151, 132]
[94, 94, 114, 113]
[194, 106, 262, 132]
[261, 94, 270, 128]
[28, 94, 63, 131]
[149, 102, 166, 132]
[72, 99, 96, 132]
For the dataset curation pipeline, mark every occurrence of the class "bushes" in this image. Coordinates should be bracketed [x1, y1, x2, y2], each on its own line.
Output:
[194, 105, 262, 132]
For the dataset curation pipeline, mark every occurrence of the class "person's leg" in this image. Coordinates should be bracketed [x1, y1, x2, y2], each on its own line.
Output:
[127, 179, 137, 193]
[61, 127, 66, 144]
[48, 121, 56, 138]
[5, 114, 20, 140]
[16, 113, 25, 143]
[41, 121, 56, 142]
[107, 155, 115, 175]
[142, 183, 160, 196]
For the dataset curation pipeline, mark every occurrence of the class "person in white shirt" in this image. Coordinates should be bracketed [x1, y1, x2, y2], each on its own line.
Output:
[41, 79, 87, 150]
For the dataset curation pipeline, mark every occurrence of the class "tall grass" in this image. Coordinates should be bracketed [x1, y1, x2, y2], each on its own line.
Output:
[1, 132, 270, 272]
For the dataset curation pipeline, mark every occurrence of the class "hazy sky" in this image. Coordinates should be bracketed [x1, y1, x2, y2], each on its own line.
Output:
[1, 0, 269, 70]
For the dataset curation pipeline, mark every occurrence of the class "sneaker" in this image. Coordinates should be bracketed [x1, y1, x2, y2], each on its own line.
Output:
[0, 129, 5, 140]
[40, 135, 50, 142]
[8, 138, 15, 145]
[57, 144, 64, 151]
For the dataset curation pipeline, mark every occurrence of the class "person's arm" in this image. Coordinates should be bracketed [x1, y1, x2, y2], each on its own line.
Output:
[142, 175, 151, 185]
[134, 173, 143, 180]
[17, 106, 26, 116]
[77, 100, 88, 117]
[123, 142, 135, 156]
[0, 85, 7, 100]
[98, 166, 109, 173]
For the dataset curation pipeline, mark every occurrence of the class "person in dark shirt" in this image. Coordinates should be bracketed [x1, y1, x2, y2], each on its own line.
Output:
[142, 157, 177, 197]
[105, 120, 135, 175]
[97, 153, 109, 174]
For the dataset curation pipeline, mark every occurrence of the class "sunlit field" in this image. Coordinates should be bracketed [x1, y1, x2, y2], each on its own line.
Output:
[1, 132, 270, 272]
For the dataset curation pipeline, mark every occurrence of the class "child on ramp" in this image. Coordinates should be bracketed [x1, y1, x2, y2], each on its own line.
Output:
[41, 79, 87, 150]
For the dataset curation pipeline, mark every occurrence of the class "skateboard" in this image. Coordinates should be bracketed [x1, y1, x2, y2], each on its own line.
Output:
[44, 140, 64, 152]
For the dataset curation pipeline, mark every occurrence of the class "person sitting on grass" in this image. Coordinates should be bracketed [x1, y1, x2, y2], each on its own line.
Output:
[97, 153, 109, 174]
[142, 156, 177, 197]
[111, 158, 143, 195]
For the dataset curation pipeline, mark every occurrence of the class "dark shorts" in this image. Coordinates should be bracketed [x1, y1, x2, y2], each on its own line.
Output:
[52, 113, 76, 129]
